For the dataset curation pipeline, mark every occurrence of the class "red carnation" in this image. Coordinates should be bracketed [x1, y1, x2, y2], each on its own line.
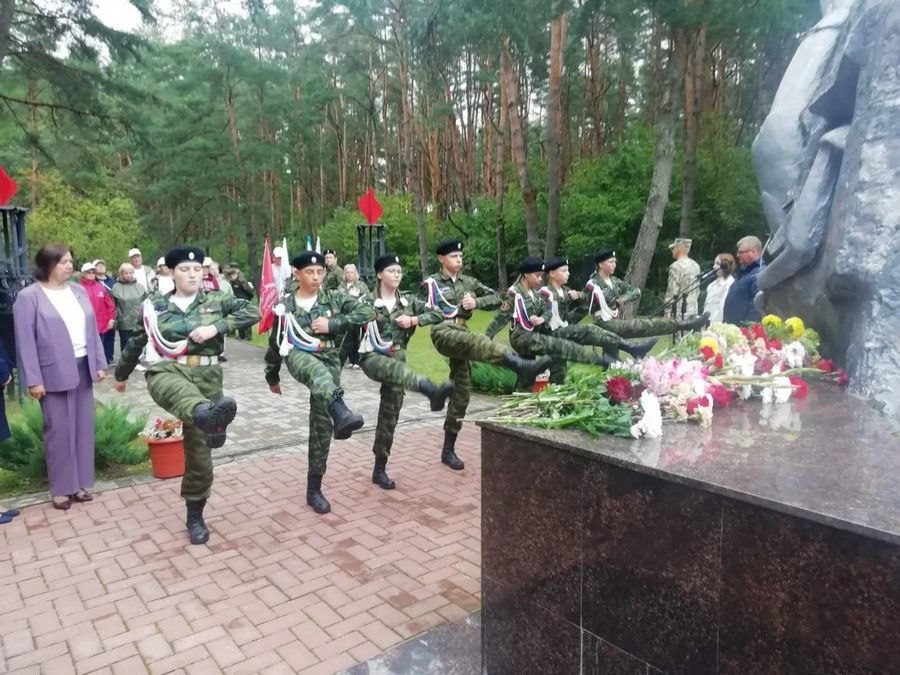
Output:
[768, 339, 783, 350]
[756, 358, 774, 374]
[752, 323, 766, 339]
[686, 396, 711, 415]
[713, 353, 724, 369]
[700, 345, 716, 362]
[815, 359, 834, 373]
[788, 376, 808, 399]
[708, 383, 734, 408]
[606, 376, 634, 404]
[836, 368, 849, 386]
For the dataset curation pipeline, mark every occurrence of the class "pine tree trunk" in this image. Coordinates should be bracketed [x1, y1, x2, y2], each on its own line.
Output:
[495, 73, 509, 291]
[544, 11, 567, 259]
[679, 25, 706, 238]
[587, 31, 606, 155]
[501, 40, 542, 257]
[28, 79, 39, 210]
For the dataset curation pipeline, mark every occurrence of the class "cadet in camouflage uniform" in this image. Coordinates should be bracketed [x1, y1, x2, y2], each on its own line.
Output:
[264, 251, 375, 514]
[587, 248, 707, 338]
[424, 239, 552, 470]
[484, 256, 618, 391]
[358, 253, 455, 489]
[665, 238, 701, 320]
[114, 246, 260, 545]
[537, 256, 657, 384]
[322, 249, 344, 291]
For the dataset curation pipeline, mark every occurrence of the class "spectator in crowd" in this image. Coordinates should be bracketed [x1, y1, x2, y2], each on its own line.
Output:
[154, 257, 175, 296]
[111, 262, 147, 361]
[93, 259, 115, 289]
[129, 247, 156, 293]
[0, 336, 12, 444]
[703, 253, 736, 324]
[201, 258, 221, 292]
[224, 264, 255, 339]
[13, 243, 107, 510]
[723, 236, 765, 325]
[79, 261, 117, 365]
[340, 263, 369, 298]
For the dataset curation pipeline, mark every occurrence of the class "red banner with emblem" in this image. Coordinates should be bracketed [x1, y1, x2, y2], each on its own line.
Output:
[257, 237, 278, 334]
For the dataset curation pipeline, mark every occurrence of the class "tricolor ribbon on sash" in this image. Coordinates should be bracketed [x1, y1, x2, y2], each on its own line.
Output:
[421, 278, 458, 318]
[509, 288, 535, 332]
[585, 280, 619, 321]
[358, 320, 395, 355]
[274, 304, 324, 356]
[141, 298, 189, 358]
[539, 286, 568, 330]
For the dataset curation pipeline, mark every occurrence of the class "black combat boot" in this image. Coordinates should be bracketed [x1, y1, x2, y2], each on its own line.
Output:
[328, 394, 364, 440]
[185, 499, 209, 545]
[622, 338, 658, 359]
[372, 456, 395, 490]
[591, 352, 620, 369]
[441, 430, 464, 470]
[678, 312, 710, 332]
[306, 473, 331, 514]
[419, 379, 455, 412]
[192, 396, 237, 449]
[502, 352, 553, 384]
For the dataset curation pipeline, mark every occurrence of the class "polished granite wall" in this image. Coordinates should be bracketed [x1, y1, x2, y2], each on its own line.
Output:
[481, 422, 899, 674]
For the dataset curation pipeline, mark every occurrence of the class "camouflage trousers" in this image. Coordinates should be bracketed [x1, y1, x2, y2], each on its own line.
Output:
[284, 349, 342, 476]
[509, 330, 608, 391]
[360, 350, 422, 458]
[145, 362, 223, 502]
[593, 315, 681, 339]
[431, 322, 509, 435]
[547, 323, 627, 384]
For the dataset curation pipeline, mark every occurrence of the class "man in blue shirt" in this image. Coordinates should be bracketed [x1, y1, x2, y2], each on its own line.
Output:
[723, 236, 765, 324]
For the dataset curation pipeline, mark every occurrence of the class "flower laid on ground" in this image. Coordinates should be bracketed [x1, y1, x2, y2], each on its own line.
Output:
[142, 417, 183, 440]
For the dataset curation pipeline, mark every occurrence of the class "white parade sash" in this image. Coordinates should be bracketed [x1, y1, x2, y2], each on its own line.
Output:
[585, 280, 619, 321]
[142, 298, 189, 358]
[539, 286, 568, 330]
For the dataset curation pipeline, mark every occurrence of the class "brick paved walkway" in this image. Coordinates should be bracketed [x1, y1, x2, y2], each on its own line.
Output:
[1, 340, 487, 674]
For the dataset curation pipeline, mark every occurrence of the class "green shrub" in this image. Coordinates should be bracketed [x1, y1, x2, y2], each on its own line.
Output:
[0, 402, 47, 478]
[470, 362, 516, 395]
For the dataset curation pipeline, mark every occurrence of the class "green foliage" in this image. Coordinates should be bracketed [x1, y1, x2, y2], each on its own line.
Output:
[470, 362, 517, 395]
[93, 404, 149, 468]
[0, 403, 47, 479]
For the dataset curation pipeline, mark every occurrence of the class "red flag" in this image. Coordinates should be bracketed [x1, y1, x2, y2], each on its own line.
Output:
[258, 237, 278, 334]
[357, 188, 383, 225]
[0, 166, 17, 206]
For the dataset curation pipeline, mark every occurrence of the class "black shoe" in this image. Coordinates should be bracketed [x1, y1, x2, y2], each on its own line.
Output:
[502, 352, 553, 383]
[306, 473, 331, 514]
[372, 456, 395, 490]
[440, 430, 464, 470]
[192, 397, 237, 449]
[186, 499, 210, 545]
[219, 355, 228, 362]
[623, 338, 658, 359]
[419, 379, 455, 412]
[592, 352, 619, 369]
[328, 395, 364, 440]
[678, 312, 710, 332]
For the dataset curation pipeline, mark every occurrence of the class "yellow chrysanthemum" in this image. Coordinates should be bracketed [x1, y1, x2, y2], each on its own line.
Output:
[761, 314, 783, 329]
[785, 316, 806, 338]
[699, 336, 719, 355]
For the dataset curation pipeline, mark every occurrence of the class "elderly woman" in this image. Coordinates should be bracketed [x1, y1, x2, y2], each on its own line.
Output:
[703, 253, 736, 324]
[111, 262, 148, 356]
[13, 244, 107, 510]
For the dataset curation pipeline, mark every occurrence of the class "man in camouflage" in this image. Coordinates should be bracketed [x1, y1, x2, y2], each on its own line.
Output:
[322, 248, 344, 291]
[264, 250, 374, 514]
[586, 248, 707, 338]
[358, 253, 454, 489]
[114, 245, 260, 545]
[665, 238, 701, 321]
[484, 256, 619, 391]
[424, 239, 552, 470]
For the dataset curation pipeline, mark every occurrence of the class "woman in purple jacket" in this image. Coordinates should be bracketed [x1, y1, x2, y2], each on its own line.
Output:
[13, 244, 108, 510]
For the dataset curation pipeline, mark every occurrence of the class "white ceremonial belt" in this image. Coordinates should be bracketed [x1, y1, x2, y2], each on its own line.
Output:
[164, 355, 220, 366]
[446, 316, 468, 326]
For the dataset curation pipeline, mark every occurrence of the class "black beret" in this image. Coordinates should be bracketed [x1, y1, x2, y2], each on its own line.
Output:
[323, 248, 337, 256]
[594, 248, 616, 264]
[291, 251, 326, 270]
[519, 256, 545, 274]
[544, 256, 569, 271]
[374, 253, 402, 273]
[164, 246, 206, 270]
[435, 239, 464, 256]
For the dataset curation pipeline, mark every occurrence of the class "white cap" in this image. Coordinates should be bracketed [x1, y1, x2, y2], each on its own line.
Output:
[92, 259, 105, 266]
[80, 262, 96, 273]
[202, 257, 214, 267]
[156, 257, 166, 268]
[128, 248, 141, 257]
[272, 246, 285, 258]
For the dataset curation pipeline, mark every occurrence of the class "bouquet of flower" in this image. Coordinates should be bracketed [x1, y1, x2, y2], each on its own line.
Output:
[142, 417, 183, 440]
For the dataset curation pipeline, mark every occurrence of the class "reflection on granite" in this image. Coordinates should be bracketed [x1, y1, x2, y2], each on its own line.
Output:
[482, 385, 900, 544]
[582, 465, 720, 671]
[719, 502, 900, 674]
[584, 631, 662, 675]
[344, 612, 481, 675]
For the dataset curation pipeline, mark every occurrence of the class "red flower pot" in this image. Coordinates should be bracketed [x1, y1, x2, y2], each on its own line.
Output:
[147, 436, 185, 479]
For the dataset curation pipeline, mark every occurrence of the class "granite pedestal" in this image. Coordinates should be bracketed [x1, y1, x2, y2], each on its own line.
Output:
[480, 385, 899, 674]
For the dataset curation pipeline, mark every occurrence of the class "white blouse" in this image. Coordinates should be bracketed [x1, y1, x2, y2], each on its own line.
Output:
[41, 285, 88, 357]
[703, 276, 735, 324]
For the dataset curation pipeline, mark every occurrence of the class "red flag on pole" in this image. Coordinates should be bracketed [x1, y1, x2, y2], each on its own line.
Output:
[357, 188, 383, 225]
[0, 166, 17, 206]
[258, 237, 278, 334]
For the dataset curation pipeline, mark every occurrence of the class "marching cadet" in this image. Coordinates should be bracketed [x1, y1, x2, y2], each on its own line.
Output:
[665, 238, 701, 321]
[539, 256, 656, 383]
[264, 251, 374, 514]
[358, 253, 455, 489]
[424, 239, 551, 470]
[114, 245, 260, 546]
[485, 256, 617, 391]
[586, 248, 707, 338]
[322, 248, 343, 291]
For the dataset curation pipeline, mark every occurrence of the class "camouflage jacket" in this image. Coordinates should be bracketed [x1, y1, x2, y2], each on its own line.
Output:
[665, 256, 701, 317]
[323, 265, 344, 291]
[115, 290, 260, 381]
[360, 291, 443, 352]
[541, 284, 588, 327]
[485, 281, 549, 338]
[264, 288, 375, 384]
[586, 274, 641, 314]
[421, 270, 501, 322]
